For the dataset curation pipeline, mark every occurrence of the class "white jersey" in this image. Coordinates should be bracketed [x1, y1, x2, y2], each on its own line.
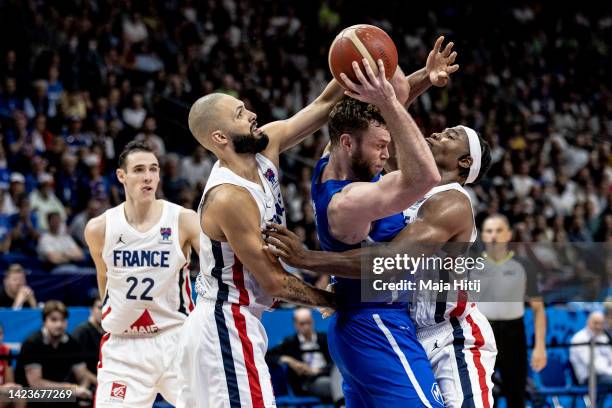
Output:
[403, 183, 477, 328]
[101, 200, 192, 336]
[195, 153, 286, 313]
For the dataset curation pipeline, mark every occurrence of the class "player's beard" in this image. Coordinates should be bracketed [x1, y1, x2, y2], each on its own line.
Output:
[230, 131, 269, 154]
[351, 146, 377, 182]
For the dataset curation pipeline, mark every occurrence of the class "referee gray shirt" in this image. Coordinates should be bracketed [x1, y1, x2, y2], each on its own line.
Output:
[472, 251, 540, 321]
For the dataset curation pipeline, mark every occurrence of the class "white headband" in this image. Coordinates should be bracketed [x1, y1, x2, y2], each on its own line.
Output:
[459, 125, 481, 184]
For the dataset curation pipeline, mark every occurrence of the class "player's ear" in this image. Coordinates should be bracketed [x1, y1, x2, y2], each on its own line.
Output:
[116, 167, 126, 183]
[211, 130, 229, 146]
[458, 155, 472, 170]
[339, 133, 352, 150]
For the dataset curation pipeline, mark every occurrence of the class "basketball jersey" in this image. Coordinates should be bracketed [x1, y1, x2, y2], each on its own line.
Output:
[311, 155, 406, 308]
[403, 183, 477, 327]
[101, 200, 192, 336]
[195, 153, 286, 313]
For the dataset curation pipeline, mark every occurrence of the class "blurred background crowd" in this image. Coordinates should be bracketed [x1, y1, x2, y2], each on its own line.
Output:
[0, 1, 610, 406]
[0, 0, 610, 300]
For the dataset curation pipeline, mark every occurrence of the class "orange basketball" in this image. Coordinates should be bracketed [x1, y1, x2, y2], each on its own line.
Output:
[328, 24, 398, 89]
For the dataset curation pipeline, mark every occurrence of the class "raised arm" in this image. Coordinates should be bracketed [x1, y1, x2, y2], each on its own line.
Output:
[262, 79, 344, 162]
[204, 185, 335, 308]
[392, 36, 459, 107]
[84, 214, 107, 299]
[264, 190, 473, 278]
[328, 59, 440, 244]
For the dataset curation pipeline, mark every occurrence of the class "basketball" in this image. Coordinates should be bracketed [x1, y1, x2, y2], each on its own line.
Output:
[328, 24, 398, 89]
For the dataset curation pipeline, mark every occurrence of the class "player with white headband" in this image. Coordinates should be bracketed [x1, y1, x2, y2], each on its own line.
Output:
[264, 124, 496, 407]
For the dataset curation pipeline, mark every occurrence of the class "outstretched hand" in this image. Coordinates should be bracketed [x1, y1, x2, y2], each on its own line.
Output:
[263, 223, 311, 269]
[340, 59, 396, 106]
[426, 36, 459, 87]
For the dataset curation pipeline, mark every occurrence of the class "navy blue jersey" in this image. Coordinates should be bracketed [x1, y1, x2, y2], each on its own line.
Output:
[311, 156, 406, 308]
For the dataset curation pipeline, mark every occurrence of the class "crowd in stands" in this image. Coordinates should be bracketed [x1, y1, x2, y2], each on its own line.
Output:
[0, 0, 610, 402]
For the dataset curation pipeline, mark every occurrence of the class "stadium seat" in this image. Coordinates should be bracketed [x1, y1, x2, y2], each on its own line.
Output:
[533, 358, 587, 407]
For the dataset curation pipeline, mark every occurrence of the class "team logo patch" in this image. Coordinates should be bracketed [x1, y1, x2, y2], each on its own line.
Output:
[431, 383, 444, 406]
[110, 382, 127, 401]
[159, 227, 172, 243]
[264, 168, 276, 184]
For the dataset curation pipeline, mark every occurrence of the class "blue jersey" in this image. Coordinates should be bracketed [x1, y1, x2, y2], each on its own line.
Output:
[310, 156, 442, 407]
[311, 156, 406, 308]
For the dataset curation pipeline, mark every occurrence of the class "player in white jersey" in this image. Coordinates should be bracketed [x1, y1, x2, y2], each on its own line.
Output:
[178, 81, 346, 408]
[264, 125, 497, 407]
[84, 140, 200, 407]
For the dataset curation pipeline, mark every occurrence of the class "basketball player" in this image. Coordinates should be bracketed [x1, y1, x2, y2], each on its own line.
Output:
[84, 140, 201, 407]
[265, 125, 496, 407]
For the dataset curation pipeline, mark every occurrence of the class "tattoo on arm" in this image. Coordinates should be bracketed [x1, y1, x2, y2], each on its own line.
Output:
[280, 274, 336, 308]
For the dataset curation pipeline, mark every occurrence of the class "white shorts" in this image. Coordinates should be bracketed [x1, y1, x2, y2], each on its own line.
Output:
[417, 308, 497, 408]
[95, 326, 182, 407]
[176, 299, 276, 408]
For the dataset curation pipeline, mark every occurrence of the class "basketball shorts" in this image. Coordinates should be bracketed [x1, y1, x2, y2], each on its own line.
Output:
[328, 307, 444, 408]
[416, 308, 497, 408]
[176, 299, 275, 408]
[95, 325, 182, 407]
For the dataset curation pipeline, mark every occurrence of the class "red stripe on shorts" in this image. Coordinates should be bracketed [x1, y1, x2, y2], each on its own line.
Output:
[231, 257, 264, 407]
[466, 314, 490, 408]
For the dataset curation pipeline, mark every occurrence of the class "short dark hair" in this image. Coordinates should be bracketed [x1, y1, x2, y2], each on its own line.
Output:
[42, 300, 68, 321]
[118, 140, 155, 169]
[459, 131, 492, 184]
[483, 213, 511, 229]
[328, 96, 386, 146]
[4, 263, 24, 279]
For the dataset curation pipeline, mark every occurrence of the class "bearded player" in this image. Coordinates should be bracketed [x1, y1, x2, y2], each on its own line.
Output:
[265, 125, 497, 407]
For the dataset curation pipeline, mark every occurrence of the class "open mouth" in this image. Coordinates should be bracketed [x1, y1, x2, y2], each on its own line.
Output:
[142, 186, 153, 193]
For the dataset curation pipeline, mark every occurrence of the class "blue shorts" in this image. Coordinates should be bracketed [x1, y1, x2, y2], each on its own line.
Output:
[328, 308, 444, 408]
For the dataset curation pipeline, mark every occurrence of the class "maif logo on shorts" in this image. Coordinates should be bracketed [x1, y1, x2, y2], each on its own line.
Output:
[110, 382, 127, 401]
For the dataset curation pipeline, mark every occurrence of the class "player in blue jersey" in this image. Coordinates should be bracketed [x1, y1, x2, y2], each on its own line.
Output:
[264, 38, 460, 407]
[282, 58, 443, 406]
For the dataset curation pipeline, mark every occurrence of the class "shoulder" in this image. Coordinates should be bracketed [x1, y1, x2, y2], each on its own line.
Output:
[22, 331, 43, 348]
[178, 208, 198, 221]
[419, 189, 472, 220]
[84, 213, 107, 238]
[207, 184, 254, 208]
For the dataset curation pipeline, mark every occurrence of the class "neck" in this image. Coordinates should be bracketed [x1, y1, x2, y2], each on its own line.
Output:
[219, 153, 260, 184]
[325, 152, 353, 181]
[485, 245, 510, 261]
[124, 196, 160, 225]
[438, 168, 462, 186]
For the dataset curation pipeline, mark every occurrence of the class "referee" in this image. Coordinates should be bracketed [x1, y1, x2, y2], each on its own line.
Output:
[476, 214, 548, 408]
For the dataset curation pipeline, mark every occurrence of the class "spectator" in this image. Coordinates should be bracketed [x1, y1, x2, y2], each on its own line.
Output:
[69, 199, 103, 248]
[6, 173, 25, 215]
[7, 196, 39, 255]
[570, 311, 612, 398]
[121, 93, 147, 130]
[161, 153, 189, 204]
[54, 153, 87, 213]
[0, 264, 37, 309]
[266, 308, 343, 405]
[71, 299, 104, 375]
[15, 301, 94, 404]
[0, 323, 25, 408]
[29, 173, 66, 230]
[37, 212, 84, 265]
[180, 146, 213, 188]
[135, 116, 165, 157]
